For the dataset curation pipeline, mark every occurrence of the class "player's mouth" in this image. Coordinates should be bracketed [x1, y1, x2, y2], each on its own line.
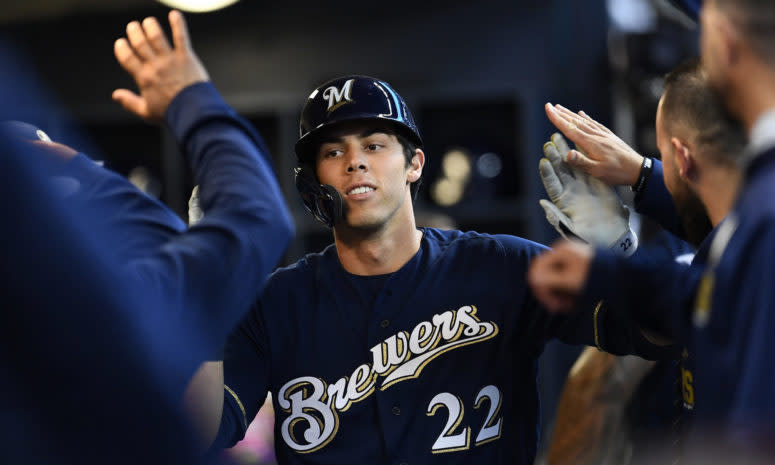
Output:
[345, 184, 376, 198]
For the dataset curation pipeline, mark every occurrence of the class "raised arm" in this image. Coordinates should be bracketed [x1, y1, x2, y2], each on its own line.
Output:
[109, 11, 294, 441]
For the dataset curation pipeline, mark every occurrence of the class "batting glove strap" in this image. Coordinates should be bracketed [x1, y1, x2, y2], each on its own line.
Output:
[609, 227, 638, 258]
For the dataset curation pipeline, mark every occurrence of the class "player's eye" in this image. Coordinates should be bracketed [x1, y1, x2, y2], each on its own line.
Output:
[320, 148, 343, 159]
[365, 143, 382, 151]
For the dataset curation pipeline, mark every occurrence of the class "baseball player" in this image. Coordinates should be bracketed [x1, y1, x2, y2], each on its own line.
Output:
[185, 75, 672, 465]
[540, 57, 746, 465]
[2, 11, 294, 464]
[529, 0, 775, 461]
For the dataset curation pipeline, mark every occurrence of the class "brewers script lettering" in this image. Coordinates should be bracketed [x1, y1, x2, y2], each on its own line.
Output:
[277, 305, 499, 453]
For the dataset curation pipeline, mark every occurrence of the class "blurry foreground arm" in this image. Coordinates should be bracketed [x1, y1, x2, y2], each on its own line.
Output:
[112, 10, 293, 444]
[528, 240, 703, 341]
[547, 347, 655, 465]
[539, 133, 637, 257]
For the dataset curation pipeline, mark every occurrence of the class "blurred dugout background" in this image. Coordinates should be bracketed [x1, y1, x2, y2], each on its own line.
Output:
[0, 0, 697, 463]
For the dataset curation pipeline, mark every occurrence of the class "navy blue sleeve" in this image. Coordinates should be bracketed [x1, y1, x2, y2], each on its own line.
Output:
[494, 234, 680, 359]
[634, 160, 685, 239]
[581, 247, 704, 349]
[0, 122, 208, 465]
[494, 234, 605, 354]
[124, 82, 294, 360]
[59, 154, 188, 262]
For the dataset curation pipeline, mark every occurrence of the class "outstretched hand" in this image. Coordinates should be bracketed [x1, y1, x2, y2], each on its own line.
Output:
[544, 103, 645, 187]
[112, 10, 209, 123]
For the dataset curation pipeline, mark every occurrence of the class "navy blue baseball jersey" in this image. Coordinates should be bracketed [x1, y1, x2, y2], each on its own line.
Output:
[215, 228, 664, 464]
[1, 79, 293, 464]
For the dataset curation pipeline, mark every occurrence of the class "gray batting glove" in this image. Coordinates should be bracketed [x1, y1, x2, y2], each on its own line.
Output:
[539, 133, 638, 257]
[188, 185, 204, 226]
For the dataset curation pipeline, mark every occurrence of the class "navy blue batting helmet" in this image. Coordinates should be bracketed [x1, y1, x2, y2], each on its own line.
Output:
[293, 75, 422, 228]
[294, 75, 422, 164]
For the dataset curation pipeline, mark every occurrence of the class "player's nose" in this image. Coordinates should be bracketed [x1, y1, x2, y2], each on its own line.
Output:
[345, 147, 368, 172]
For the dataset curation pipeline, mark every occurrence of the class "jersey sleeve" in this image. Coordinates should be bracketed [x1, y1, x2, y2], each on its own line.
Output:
[495, 234, 682, 359]
[119, 82, 295, 359]
[580, 247, 703, 356]
[212, 300, 272, 449]
[59, 153, 188, 263]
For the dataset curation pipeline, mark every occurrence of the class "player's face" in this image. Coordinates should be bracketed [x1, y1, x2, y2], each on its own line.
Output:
[656, 96, 713, 246]
[315, 121, 422, 232]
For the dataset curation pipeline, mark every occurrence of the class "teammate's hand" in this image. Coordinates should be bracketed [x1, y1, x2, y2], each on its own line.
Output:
[188, 185, 203, 226]
[545, 103, 645, 186]
[112, 10, 209, 123]
[539, 133, 638, 257]
[527, 240, 594, 313]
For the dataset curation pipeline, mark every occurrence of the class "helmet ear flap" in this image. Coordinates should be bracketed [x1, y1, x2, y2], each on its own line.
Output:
[293, 165, 343, 228]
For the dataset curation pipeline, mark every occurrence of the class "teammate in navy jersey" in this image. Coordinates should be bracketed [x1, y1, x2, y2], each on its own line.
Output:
[1, 10, 293, 464]
[529, 0, 775, 461]
[539, 58, 746, 465]
[182, 74, 673, 465]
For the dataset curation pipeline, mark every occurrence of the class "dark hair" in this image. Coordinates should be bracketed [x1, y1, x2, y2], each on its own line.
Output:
[661, 57, 747, 166]
[395, 131, 423, 200]
[713, 0, 775, 65]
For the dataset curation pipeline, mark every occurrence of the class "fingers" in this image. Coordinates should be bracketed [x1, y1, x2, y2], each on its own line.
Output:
[112, 89, 147, 119]
[114, 38, 142, 75]
[578, 110, 613, 135]
[564, 147, 598, 173]
[169, 10, 191, 51]
[539, 159, 564, 202]
[551, 133, 571, 158]
[543, 140, 576, 187]
[126, 21, 155, 61]
[142, 16, 172, 54]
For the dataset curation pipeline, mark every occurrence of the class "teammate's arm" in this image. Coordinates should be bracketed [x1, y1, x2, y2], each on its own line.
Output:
[547, 348, 655, 465]
[184, 361, 225, 446]
[111, 11, 294, 360]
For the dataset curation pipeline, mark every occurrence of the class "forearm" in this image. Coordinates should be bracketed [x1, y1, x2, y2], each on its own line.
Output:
[547, 348, 654, 465]
[128, 82, 294, 356]
[583, 248, 703, 347]
[183, 361, 225, 449]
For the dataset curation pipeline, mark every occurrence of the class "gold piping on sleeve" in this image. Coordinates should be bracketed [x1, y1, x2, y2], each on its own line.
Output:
[224, 384, 248, 430]
[593, 301, 603, 351]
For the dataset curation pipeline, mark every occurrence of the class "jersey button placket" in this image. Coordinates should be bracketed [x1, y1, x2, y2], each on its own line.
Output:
[380, 319, 390, 328]
[392, 406, 401, 415]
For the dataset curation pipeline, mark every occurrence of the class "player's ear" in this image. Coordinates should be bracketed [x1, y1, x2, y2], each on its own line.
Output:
[671, 137, 694, 181]
[407, 148, 424, 183]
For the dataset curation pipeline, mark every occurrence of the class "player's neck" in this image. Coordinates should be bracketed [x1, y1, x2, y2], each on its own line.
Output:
[731, 60, 775, 134]
[333, 209, 423, 276]
[697, 164, 741, 227]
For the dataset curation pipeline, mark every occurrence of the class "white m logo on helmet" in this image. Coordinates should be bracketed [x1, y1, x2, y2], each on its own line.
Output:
[322, 79, 355, 112]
